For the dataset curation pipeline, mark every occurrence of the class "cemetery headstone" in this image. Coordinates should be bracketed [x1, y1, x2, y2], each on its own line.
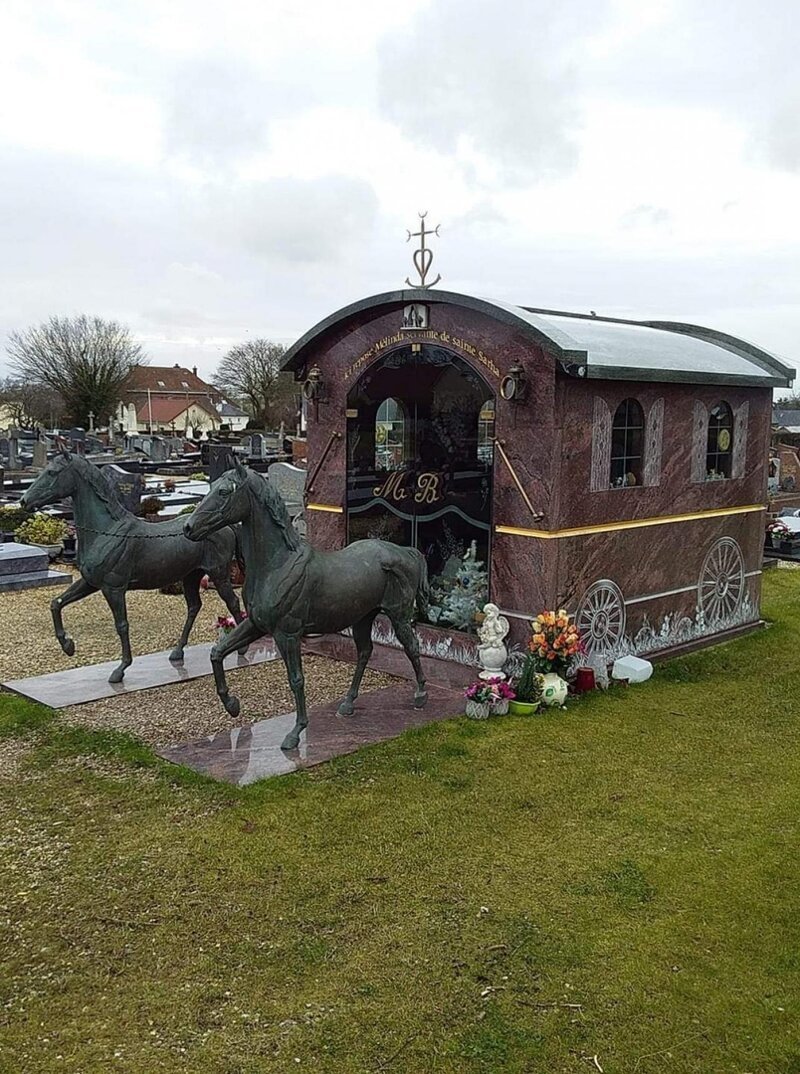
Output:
[0, 437, 9, 463]
[267, 461, 306, 519]
[0, 542, 70, 592]
[250, 433, 265, 459]
[149, 436, 168, 463]
[102, 464, 145, 514]
[32, 440, 48, 469]
[8, 435, 19, 470]
[208, 444, 235, 483]
[69, 428, 86, 453]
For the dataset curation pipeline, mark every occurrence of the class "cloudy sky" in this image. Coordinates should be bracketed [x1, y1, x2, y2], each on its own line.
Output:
[1, 0, 799, 381]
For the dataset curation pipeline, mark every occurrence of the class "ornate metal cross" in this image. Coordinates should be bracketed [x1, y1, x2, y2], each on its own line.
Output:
[406, 212, 441, 289]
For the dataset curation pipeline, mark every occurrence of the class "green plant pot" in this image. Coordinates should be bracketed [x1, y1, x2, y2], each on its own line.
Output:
[508, 699, 539, 717]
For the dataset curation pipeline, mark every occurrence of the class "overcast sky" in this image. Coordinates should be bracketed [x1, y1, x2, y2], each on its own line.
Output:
[1, 0, 799, 381]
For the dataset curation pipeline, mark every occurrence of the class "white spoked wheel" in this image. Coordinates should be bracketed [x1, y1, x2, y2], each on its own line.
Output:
[698, 537, 744, 624]
[576, 580, 627, 658]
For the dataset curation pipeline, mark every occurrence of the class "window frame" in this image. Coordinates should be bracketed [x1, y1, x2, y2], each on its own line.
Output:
[705, 401, 733, 481]
[609, 397, 645, 489]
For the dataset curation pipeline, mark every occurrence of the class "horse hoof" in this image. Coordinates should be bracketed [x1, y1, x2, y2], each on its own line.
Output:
[62, 638, 75, 657]
[108, 667, 126, 685]
[337, 699, 355, 717]
[281, 731, 300, 751]
[413, 691, 428, 709]
[224, 696, 241, 718]
[169, 648, 184, 663]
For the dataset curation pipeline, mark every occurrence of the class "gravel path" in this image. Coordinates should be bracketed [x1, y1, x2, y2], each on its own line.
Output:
[1, 568, 401, 747]
[0, 568, 247, 681]
[59, 657, 400, 747]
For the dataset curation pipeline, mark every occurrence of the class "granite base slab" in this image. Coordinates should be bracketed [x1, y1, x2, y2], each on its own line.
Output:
[0, 569, 70, 592]
[2, 638, 279, 708]
[157, 682, 465, 784]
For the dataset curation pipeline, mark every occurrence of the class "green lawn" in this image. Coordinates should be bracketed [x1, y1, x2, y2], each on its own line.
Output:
[2, 570, 800, 1074]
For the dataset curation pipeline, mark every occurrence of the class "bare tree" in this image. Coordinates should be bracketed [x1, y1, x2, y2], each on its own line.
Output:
[6, 315, 144, 427]
[0, 377, 66, 428]
[213, 339, 289, 428]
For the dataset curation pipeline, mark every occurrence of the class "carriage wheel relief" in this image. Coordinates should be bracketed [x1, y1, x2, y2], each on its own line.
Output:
[576, 580, 627, 658]
[697, 537, 744, 626]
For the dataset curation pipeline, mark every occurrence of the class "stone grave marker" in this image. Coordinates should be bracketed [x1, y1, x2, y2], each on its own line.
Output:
[102, 464, 144, 513]
[0, 542, 70, 592]
[149, 436, 168, 462]
[268, 461, 305, 520]
[208, 444, 235, 483]
[250, 432, 265, 458]
[32, 439, 48, 468]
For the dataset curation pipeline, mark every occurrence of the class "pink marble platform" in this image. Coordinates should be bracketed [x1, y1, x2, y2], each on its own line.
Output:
[157, 683, 465, 785]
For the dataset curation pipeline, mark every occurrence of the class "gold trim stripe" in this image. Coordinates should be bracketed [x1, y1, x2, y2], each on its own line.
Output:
[308, 502, 344, 514]
[495, 503, 765, 540]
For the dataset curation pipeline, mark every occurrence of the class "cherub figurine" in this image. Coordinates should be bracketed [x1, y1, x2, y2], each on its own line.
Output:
[477, 602, 510, 680]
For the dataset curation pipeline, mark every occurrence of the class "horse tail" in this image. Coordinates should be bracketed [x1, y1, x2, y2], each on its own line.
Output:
[415, 550, 429, 622]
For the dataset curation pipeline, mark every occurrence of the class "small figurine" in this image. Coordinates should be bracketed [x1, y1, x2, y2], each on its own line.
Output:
[477, 602, 510, 680]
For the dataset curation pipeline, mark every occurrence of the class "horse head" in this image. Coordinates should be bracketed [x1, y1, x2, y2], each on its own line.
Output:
[20, 448, 78, 510]
[184, 458, 250, 542]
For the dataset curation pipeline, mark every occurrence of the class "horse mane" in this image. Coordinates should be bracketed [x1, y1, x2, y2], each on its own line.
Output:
[69, 455, 129, 519]
[245, 468, 302, 551]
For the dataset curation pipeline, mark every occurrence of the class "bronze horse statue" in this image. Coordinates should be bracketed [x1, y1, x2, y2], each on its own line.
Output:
[21, 452, 246, 683]
[184, 460, 429, 750]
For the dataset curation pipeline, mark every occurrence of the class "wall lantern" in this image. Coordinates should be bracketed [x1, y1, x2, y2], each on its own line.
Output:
[500, 363, 527, 402]
[302, 365, 324, 402]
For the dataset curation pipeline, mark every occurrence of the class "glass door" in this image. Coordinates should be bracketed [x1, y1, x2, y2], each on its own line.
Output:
[346, 345, 494, 631]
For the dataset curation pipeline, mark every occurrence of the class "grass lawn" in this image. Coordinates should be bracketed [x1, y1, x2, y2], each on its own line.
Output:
[1, 570, 799, 1074]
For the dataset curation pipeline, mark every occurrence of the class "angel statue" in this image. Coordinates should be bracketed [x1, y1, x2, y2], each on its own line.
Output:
[477, 602, 510, 680]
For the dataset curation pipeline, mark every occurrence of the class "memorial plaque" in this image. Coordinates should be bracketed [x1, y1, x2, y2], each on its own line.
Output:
[208, 444, 235, 483]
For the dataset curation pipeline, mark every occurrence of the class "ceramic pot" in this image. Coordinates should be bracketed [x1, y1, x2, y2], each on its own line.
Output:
[491, 699, 510, 715]
[32, 541, 63, 560]
[465, 699, 491, 720]
[540, 673, 569, 707]
[508, 699, 538, 716]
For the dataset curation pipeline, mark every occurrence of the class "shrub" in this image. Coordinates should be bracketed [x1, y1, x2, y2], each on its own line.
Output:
[15, 513, 68, 546]
[190, 472, 207, 481]
[163, 478, 176, 492]
[0, 505, 32, 531]
[178, 504, 196, 515]
[138, 496, 165, 517]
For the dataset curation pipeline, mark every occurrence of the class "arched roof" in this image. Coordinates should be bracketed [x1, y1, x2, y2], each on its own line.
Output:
[282, 288, 794, 388]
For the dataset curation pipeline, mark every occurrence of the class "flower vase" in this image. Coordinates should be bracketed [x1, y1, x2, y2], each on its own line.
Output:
[465, 699, 491, 720]
[491, 698, 510, 715]
[540, 673, 568, 707]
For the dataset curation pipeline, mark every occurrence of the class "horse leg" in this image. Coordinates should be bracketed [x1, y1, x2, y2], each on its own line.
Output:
[50, 575, 97, 656]
[389, 615, 428, 708]
[214, 576, 249, 656]
[211, 617, 262, 718]
[337, 612, 377, 716]
[275, 632, 307, 751]
[103, 587, 133, 684]
[170, 570, 203, 663]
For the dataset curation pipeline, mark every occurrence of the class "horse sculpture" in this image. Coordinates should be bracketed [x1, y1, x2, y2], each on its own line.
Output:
[183, 460, 429, 751]
[21, 452, 246, 684]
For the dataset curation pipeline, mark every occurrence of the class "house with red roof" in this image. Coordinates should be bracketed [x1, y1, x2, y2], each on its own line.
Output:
[116, 364, 223, 434]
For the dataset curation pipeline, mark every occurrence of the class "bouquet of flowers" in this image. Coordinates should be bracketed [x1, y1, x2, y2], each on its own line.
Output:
[767, 520, 792, 540]
[529, 609, 582, 677]
[464, 677, 516, 718]
[215, 611, 247, 639]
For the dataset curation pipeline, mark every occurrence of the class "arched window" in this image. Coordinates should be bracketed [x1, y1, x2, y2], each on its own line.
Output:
[610, 398, 644, 488]
[706, 402, 733, 479]
[375, 397, 406, 471]
[477, 399, 495, 464]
